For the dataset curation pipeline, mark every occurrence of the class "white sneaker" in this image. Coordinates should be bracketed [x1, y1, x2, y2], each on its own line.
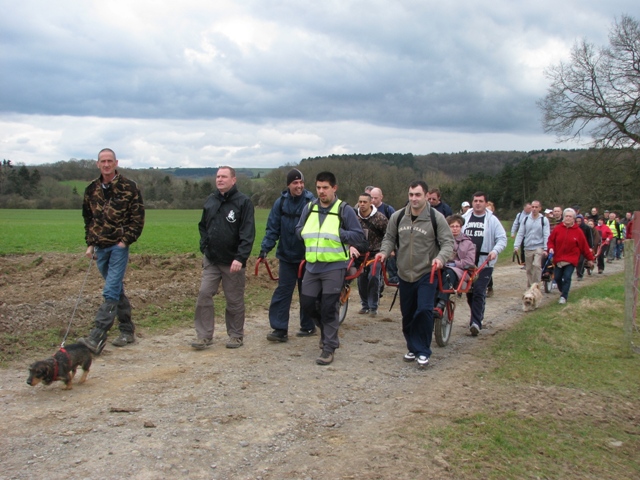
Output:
[558, 297, 567, 304]
[470, 323, 480, 336]
[416, 355, 429, 367]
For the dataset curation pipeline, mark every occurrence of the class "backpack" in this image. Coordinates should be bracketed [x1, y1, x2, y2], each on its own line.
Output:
[394, 207, 440, 250]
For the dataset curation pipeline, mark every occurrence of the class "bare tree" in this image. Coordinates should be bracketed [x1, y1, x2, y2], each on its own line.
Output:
[538, 14, 640, 148]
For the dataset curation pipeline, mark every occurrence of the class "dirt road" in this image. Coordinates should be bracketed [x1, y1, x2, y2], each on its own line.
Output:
[0, 254, 625, 479]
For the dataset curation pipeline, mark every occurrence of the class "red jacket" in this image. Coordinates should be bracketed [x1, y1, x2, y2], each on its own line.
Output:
[547, 223, 595, 267]
[595, 224, 613, 244]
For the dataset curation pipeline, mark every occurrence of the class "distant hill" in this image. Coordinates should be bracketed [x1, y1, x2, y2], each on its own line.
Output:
[160, 167, 273, 180]
[301, 149, 593, 180]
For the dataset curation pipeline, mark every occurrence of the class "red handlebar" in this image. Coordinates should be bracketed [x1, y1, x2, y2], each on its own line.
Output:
[254, 257, 279, 281]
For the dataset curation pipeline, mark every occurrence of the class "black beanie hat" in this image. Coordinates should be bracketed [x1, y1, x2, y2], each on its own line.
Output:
[286, 168, 304, 185]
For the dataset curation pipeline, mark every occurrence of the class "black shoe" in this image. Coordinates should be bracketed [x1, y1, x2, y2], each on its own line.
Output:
[266, 329, 288, 342]
[296, 328, 317, 337]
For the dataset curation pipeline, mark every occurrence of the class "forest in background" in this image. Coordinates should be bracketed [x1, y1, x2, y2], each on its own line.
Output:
[1, 148, 638, 219]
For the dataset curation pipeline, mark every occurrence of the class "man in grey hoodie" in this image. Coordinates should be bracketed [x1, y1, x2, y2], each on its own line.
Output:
[462, 192, 507, 336]
[376, 180, 454, 367]
[513, 200, 550, 287]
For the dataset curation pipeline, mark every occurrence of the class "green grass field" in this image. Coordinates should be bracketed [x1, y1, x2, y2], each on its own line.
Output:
[0, 210, 515, 261]
[0, 209, 270, 256]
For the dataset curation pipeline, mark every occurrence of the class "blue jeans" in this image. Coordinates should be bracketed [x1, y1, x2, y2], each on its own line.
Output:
[95, 244, 129, 302]
[554, 264, 575, 300]
[398, 272, 438, 358]
[269, 260, 314, 332]
[466, 267, 493, 329]
[357, 262, 381, 311]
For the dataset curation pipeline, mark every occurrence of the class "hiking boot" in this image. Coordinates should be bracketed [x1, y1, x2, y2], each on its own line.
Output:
[78, 328, 107, 355]
[470, 322, 480, 337]
[78, 336, 105, 355]
[357, 308, 369, 314]
[369, 310, 378, 317]
[416, 355, 430, 367]
[226, 336, 243, 349]
[112, 332, 135, 347]
[191, 337, 213, 350]
[267, 329, 288, 342]
[403, 352, 416, 362]
[296, 328, 317, 337]
[316, 350, 334, 365]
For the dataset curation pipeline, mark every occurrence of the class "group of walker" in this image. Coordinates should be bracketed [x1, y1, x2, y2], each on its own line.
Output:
[78, 150, 507, 368]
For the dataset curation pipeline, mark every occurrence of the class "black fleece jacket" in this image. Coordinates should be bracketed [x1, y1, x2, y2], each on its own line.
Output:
[198, 185, 255, 266]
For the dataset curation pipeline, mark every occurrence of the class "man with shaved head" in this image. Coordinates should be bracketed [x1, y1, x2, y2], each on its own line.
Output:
[369, 187, 395, 220]
[369, 187, 397, 283]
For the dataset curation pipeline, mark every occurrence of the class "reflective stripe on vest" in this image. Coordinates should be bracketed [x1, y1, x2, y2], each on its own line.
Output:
[301, 200, 349, 263]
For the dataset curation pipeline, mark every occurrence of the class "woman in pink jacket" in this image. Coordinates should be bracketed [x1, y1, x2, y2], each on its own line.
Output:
[434, 215, 476, 318]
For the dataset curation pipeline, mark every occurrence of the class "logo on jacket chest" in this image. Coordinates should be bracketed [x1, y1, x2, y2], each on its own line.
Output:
[226, 210, 237, 223]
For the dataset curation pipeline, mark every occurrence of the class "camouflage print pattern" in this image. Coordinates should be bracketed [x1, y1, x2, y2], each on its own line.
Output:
[83, 172, 145, 247]
[357, 209, 389, 253]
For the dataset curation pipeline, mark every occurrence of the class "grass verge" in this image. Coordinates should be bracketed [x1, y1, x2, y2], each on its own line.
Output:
[420, 272, 640, 479]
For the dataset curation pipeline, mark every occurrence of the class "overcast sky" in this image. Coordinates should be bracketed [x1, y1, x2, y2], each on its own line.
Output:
[0, 1, 635, 169]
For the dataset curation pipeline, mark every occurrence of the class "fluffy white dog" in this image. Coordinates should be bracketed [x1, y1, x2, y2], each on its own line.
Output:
[522, 282, 543, 312]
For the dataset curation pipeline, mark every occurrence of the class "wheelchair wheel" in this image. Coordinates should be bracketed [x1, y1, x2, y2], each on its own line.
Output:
[434, 301, 454, 347]
[338, 284, 350, 324]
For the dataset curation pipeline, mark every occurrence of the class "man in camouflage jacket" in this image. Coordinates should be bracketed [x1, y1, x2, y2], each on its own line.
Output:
[79, 148, 145, 354]
[355, 192, 388, 316]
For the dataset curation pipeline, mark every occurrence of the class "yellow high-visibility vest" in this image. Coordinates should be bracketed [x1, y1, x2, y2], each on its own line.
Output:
[301, 200, 349, 263]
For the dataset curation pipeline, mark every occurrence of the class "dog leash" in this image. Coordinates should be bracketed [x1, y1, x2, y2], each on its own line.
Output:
[60, 257, 94, 348]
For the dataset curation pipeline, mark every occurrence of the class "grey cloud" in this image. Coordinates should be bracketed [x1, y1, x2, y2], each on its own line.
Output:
[1, 0, 637, 168]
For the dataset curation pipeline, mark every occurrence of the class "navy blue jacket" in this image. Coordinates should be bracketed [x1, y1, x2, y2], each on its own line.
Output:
[433, 201, 453, 218]
[261, 188, 315, 263]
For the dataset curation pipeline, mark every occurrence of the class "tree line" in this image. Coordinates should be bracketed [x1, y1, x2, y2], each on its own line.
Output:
[1, 148, 638, 219]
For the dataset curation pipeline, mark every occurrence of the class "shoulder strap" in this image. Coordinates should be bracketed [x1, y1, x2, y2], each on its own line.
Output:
[303, 199, 347, 228]
[279, 194, 304, 220]
[430, 208, 440, 250]
[395, 209, 406, 248]
[395, 208, 439, 249]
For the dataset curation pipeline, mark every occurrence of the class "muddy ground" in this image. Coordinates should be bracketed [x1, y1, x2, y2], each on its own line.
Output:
[0, 254, 628, 479]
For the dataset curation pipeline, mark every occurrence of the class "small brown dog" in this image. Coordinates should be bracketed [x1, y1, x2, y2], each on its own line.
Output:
[522, 282, 543, 312]
[27, 343, 92, 390]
